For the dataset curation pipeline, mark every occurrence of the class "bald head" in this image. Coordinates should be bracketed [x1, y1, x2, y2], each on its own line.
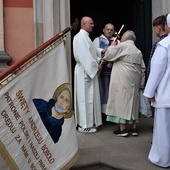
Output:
[81, 16, 94, 33]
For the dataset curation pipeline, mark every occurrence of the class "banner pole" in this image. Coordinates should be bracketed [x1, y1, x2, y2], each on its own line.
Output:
[0, 19, 79, 81]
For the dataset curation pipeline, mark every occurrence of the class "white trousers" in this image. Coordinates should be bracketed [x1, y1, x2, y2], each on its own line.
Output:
[148, 108, 170, 167]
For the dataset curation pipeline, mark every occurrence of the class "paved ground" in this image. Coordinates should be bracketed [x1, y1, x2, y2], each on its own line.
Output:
[70, 117, 170, 170]
[0, 156, 8, 170]
[1, 117, 170, 170]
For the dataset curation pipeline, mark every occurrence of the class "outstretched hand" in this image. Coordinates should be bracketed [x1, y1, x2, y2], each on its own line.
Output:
[111, 40, 118, 46]
[101, 58, 107, 63]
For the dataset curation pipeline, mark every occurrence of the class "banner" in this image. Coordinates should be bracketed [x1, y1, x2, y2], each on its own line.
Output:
[0, 41, 79, 170]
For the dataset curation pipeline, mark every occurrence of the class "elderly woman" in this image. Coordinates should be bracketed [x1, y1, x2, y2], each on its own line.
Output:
[103, 30, 146, 137]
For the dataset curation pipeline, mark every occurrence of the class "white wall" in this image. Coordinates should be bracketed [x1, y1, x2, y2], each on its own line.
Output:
[33, 0, 72, 83]
[152, 0, 170, 43]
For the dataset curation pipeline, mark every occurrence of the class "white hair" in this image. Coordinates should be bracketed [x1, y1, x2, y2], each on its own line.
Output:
[124, 30, 136, 42]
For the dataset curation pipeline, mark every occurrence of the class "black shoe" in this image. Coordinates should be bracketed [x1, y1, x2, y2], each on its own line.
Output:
[114, 129, 129, 137]
[129, 128, 138, 136]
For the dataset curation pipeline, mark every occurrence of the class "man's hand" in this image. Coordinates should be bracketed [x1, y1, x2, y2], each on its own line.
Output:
[111, 41, 118, 46]
[148, 97, 155, 102]
[98, 64, 102, 71]
[102, 48, 107, 53]
[101, 58, 107, 64]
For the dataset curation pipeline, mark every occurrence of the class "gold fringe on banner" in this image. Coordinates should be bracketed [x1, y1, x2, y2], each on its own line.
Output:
[61, 149, 80, 170]
[0, 140, 19, 170]
[0, 139, 80, 170]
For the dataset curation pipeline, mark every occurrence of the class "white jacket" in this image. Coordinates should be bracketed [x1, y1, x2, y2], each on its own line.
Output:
[144, 34, 170, 108]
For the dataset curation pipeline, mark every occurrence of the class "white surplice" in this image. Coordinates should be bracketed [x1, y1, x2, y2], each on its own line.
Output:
[73, 29, 102, 128]
[144, 34, 170, 168]
[93, 35, 117, 114]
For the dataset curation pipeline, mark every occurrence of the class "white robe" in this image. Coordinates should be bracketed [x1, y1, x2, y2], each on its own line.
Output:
[144, 35, 170, 107]
[93, 34, 116, 55]
[144, 34, 170, 167]
[148, 109, 170, 168]
[93, 35, 116, 113]
[73, 29, 102, 128]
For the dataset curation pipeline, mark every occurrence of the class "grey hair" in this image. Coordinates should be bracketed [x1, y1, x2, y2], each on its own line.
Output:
[124, 30, 136, 42]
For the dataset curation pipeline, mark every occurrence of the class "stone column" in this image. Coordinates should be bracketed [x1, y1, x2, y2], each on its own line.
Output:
[0, 0, 11, 73]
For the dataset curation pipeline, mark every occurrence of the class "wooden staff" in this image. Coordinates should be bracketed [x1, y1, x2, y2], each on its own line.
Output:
[0, 19, 79, 81]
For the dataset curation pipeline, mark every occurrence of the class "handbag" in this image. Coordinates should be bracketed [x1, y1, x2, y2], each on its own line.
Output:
[139, 90, 152, 118]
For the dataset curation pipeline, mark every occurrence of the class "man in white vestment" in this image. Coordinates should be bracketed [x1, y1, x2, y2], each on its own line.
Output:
[73, 16, 102, 133]
[93, 23, 117, 118]
[103, 30, 146, 137]
[143, 13, 170, 168]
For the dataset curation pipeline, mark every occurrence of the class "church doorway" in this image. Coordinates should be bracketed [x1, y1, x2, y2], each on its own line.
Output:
[70, 0, 152, 103]
[70, 0, 152, 65]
